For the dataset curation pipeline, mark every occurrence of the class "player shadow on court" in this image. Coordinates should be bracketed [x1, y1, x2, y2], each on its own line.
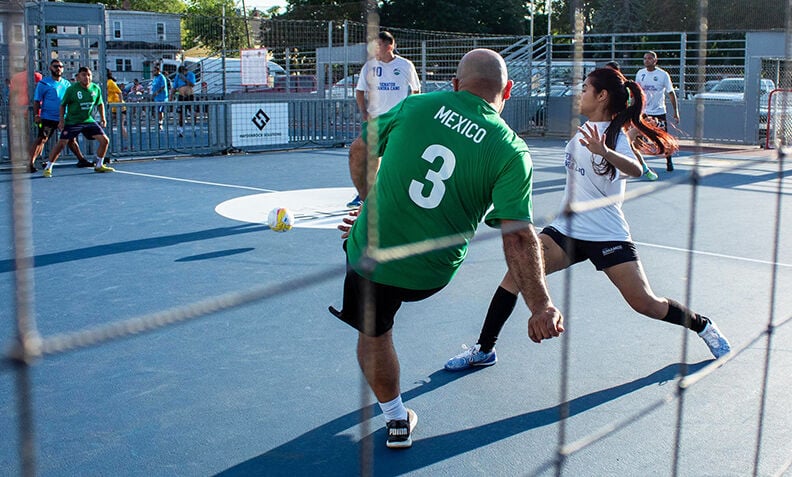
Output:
[216, 360, 711, 477]
[0, 224, 265, 274]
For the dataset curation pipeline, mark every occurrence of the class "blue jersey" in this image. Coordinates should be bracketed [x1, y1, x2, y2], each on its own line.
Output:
[173, 71, 196, 90]
[33, 76, 71, 121]
[151, 73, 169, 102]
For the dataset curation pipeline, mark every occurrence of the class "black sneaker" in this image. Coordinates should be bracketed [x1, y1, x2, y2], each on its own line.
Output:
[28, 164, 37, 173]
[386, 408, 417, 449]
[76, 159, 95, 168]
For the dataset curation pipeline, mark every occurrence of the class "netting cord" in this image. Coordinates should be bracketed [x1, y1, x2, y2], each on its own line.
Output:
[359, 3, 380, 476]
[7, 3, 39, 475]
[5, 149, 788, 475]
[554, 7, 586, 475]
[754, 6, 792, 473]
[6, 7, 791, 473]
[751, 144, 787, 477]
[3, 265, 346, 365]
[671, 2, 710, 471]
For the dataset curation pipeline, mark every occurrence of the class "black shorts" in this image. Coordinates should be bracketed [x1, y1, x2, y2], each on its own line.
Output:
[177, 95, 193, 112]
[338, 245, 444, 337]
[643, 113, 668, 131]
[59, 123, 105, 141]
[541, 226, 639, 271]
[37, 118, 59, 140]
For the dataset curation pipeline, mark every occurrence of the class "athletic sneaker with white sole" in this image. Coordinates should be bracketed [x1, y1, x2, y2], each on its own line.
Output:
[643, 168, 659, 181]
[444, 344, 497, 371]
[698, 320, 731, 358]
[386, 408, 417, 449]
[346, 195, 362, 208]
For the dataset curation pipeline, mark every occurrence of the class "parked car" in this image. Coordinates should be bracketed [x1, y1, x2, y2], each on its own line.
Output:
[329, 74, 360, 99]
[527, 82, 578, 125]
[694, 77, 775, 104]
[703, 79, 720, 92]
[694, 77, 776, 129]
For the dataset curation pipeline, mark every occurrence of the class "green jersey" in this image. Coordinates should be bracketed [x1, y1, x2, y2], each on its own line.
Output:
[61, 82, 102, 125]
[347, 90, 534, 290]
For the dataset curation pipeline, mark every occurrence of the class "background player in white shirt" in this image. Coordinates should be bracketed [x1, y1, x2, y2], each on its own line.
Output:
[636, 51, 680, 171]
[347, 31, 420, 208]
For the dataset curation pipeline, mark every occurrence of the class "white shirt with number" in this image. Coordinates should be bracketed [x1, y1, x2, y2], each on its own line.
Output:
[356, 55, 420, 118]
[635, 67, 674, 116]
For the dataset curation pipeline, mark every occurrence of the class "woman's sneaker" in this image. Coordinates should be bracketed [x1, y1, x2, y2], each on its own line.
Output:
[643, 168, 659, 181]
[444, 344, 497, 371]
[698, 320, 731, 358]
[386, 408, 417, 449]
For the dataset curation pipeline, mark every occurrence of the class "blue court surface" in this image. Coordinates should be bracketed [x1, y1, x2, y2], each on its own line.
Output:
[1, 138, 791, 476]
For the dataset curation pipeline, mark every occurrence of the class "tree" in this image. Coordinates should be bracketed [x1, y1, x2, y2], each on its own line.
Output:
[62, 0, 186, 14]
[280, 0, 365, 22]
[182, 0, 250, 54]
[379, 0, 527, 34]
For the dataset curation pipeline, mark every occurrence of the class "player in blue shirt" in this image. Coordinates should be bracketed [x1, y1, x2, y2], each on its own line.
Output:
[172, 65, 196, 137]
[28, 59, 91, 172]
[150, 64, 169, 128]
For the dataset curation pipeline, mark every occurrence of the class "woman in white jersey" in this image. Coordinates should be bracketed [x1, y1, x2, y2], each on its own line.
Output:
[445, 67, 731, 370]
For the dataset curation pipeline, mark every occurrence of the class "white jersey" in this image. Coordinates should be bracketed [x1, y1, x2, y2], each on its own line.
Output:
[356, 55, 420, 118]
[635, 67, 674, 115]
[549, 121, 633, 242]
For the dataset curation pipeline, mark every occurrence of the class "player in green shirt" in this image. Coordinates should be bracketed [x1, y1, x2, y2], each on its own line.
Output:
[331, 49, 563, 449]
[44, 66, 114, 177]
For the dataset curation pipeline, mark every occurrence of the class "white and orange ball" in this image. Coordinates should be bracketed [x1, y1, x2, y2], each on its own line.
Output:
[267, 207, 295, 232]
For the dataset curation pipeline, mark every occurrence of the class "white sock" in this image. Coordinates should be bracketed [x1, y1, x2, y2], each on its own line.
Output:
[379, 395, 407, 422]
[95, 155, 104, 166]
[46, 162, 53, 171]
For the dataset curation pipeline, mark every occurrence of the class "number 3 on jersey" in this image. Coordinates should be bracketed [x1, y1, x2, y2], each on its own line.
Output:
[409, 144, 456, 209]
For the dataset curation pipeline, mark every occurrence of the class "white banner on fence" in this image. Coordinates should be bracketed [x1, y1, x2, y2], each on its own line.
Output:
[241, 48, 269, 86]
[231, 103, 289, 147]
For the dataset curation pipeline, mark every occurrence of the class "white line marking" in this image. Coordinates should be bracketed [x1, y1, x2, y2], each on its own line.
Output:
[634, 241, 792, 268]
[115, 170, 277, 192]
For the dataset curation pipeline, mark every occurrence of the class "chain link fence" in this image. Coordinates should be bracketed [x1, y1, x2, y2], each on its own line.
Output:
[0, 11, 788, 162]
[762, 57, 792, 148]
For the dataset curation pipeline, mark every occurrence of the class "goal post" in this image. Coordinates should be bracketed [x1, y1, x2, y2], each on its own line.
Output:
[765, 89, 792, 149]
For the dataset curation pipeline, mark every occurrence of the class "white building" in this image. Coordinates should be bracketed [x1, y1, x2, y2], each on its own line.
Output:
[104, 10, 181, 84]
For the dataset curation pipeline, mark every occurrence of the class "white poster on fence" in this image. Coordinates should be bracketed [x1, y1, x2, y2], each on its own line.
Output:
[231, 103, 289, 147]
[241, 48, 268, 86]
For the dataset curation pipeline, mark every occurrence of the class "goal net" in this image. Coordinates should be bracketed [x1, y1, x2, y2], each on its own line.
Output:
[765, 89, 792, 149]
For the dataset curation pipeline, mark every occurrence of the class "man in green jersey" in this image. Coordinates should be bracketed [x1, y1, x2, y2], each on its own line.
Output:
[332, 49, 564, 449]
[44, 66, 114, 177]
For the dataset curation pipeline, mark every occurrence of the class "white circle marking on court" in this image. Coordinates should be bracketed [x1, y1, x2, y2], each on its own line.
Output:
[215, 187, 357, 230]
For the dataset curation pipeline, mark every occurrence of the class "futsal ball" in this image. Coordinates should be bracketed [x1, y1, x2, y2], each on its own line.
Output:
[267, 207, 295, 232]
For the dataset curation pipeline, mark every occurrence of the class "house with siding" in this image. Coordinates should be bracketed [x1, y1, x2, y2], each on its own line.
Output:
[105, 10, 181, 84]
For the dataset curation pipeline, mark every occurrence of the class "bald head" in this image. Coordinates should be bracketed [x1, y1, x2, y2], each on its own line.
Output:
[454, 49, 511, 108]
